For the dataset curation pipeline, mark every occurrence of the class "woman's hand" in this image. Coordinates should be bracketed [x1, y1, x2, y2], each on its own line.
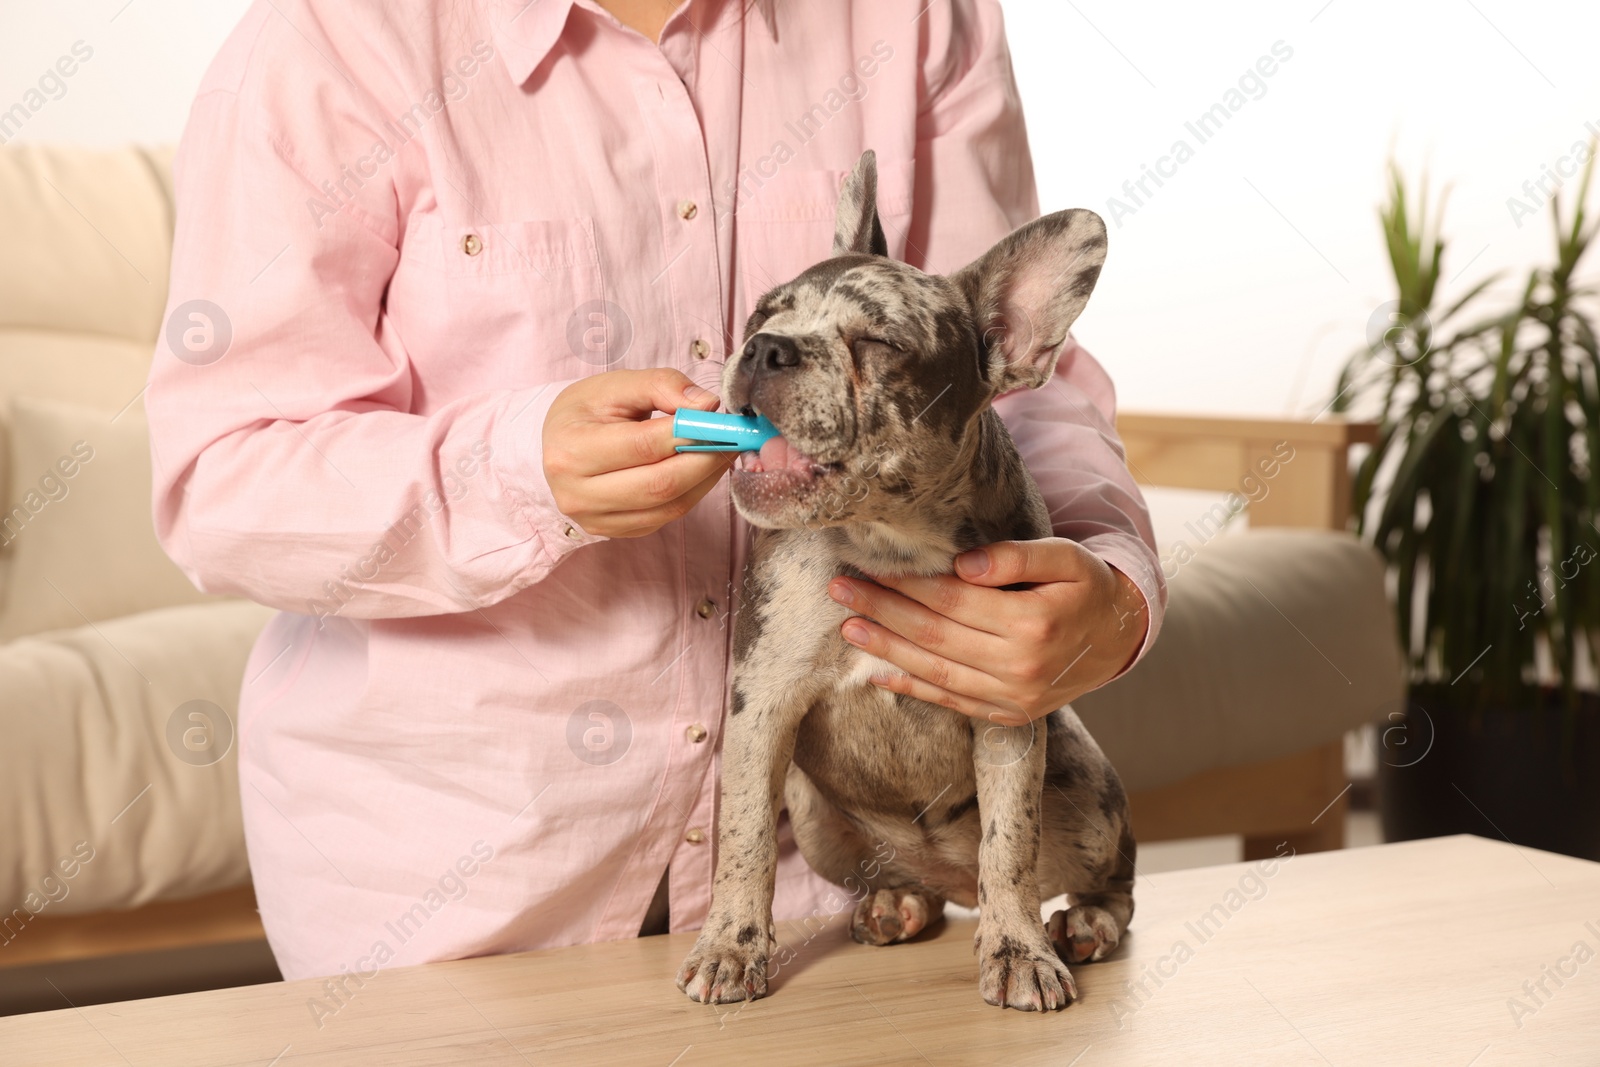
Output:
[542, 369, 731, 538]
[826, 538, 1149, 726]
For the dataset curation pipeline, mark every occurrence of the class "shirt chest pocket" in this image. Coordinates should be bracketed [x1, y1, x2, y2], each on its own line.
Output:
[733, 157, 915, 318]
[386, 213, 621, 401]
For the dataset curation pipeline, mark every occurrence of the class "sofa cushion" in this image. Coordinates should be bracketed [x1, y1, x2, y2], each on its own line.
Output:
[0, 143, 173, 345]
[1075, 528, 1403, 793]
[0, 331, 153, 604]
[0, 599, 273, 917]
[0, 143, 176, 621]
[0, 395, 217, 641]
[0, 329, 155, 415]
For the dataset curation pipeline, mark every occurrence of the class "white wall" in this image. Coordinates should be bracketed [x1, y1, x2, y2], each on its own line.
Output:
[1008, 0, 1600, 416]
[6, 0, 1598, 418]
[0, 0, 251, 146]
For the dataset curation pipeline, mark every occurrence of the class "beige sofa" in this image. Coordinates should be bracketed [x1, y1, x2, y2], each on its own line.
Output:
[0, 144, 1403, 1004]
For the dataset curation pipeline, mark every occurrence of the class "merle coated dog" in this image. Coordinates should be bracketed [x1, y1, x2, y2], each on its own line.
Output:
[676, 151, 1134, 1011]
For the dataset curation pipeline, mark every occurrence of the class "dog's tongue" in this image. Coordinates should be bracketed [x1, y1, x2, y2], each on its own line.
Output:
[758, 435, 817, 478]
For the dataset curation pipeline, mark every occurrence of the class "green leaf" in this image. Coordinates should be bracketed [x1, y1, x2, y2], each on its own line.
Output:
[1334, 154, 1600, 706]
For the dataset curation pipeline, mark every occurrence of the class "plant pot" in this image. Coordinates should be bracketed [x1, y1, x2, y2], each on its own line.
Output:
[1377, 684, 1600, 861]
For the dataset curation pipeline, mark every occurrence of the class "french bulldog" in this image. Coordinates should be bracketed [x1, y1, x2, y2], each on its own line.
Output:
[676, 150, 1135, 1011]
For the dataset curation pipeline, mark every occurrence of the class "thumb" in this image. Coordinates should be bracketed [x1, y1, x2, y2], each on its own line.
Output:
[599, 368, 721, 420]
[953, 539, 1079, 587]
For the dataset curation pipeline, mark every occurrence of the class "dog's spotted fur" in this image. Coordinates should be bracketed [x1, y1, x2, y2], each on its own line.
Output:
[676, 151, 1134, 1012]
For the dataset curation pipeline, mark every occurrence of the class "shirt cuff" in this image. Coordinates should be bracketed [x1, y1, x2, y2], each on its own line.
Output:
[1079, 532, 1165, 681]
[491, 380, 608, 572]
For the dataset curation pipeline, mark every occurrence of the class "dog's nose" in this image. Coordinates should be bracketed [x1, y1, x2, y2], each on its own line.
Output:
[749, 333, 801, 372]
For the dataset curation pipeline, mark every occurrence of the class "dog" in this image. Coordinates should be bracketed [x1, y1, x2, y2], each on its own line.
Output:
[675, 150, 1135, 1012]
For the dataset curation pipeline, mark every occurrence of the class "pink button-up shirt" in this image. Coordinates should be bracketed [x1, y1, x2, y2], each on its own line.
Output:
[148, 0, 1165, 982]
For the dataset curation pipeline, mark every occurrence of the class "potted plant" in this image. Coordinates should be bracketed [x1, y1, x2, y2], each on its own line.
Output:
[1334, 152, 1600, 860]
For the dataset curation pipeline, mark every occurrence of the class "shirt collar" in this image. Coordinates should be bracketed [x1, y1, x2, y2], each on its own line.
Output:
[482, 0, 579, 88]
[481, 0, 740, 88]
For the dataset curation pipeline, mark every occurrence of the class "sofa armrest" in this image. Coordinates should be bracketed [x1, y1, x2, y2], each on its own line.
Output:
[1115, 412, 1377, 530]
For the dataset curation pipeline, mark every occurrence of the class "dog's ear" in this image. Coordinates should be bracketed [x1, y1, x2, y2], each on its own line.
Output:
[833, 150, 888, 258]
[954, 208, 1107, 392]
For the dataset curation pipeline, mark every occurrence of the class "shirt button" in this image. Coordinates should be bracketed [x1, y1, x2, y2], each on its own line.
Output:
[461, 233, 483, 256]
[690, 338, 710, 360]
[685, 828, 706, 844]
[677, 199, 698, 220]
[564, 524, 583, 542]
[686, 723, 708, 743]
[695, 598, 716, 619]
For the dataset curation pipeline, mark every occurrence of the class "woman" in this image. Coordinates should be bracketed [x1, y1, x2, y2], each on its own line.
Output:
[149, 0, 1165, 981]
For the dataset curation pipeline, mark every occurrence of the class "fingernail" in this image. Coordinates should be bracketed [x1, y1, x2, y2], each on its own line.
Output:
[955, 548, 989, 577]
[841, 619, 869, 645]
[683, 383, 711, 402]
[828, 579, 856, 606]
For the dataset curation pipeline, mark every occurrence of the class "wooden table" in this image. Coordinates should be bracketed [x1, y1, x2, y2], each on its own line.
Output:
[4, 835, 1597, 1065]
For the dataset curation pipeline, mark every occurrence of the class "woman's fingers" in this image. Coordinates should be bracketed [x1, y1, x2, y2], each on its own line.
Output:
[829, 576, 1012, 665]
[574, 454, 735, 536]
[545, 369, 723, 477]
[952, 538, 1099, 587]
[836, 614, 1008, 713]
[850, 572, 1026, 637]
[560, 414, 699, 477]
[543, 368, 732, 536]
[866, 666, 1034, 728]
[579, 367, 721, 422]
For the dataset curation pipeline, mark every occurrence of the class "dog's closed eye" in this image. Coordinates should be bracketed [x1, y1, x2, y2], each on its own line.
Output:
[849, 335, 899, 374]
[851, 335, 901, 357]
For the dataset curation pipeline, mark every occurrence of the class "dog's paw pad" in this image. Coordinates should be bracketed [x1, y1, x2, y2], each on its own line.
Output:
[1046, 904, 1121, 964]
[851, 886, 939, 946]
[676, 940, 769, 1004]
[976, 931, 1078, 1011]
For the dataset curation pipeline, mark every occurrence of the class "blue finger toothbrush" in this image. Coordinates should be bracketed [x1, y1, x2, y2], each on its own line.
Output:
[672, 409, 781, 452]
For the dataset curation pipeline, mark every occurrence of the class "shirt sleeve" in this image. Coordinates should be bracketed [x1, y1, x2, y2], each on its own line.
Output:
[903, 0, 1167, 666]
[147, 12, 600, 624]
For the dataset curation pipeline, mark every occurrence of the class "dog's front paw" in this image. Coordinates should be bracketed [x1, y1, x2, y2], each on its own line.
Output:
[850, 886, 942, 946]
[1046, 904, 1122, 963]
[975, 929, 1078, 1011]
[676, 932, 770, 1004]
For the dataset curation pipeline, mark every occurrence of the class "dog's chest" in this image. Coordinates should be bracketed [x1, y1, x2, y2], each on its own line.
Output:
[792, 681, 976, 816]
[743, 529, 976, 812]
